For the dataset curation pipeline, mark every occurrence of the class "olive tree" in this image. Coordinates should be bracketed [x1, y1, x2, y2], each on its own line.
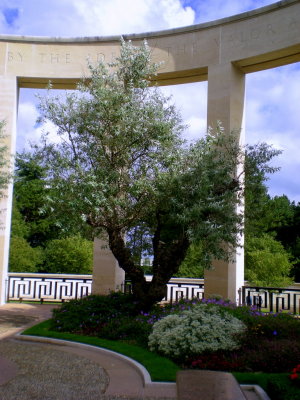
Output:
[33, 39, 279, 310]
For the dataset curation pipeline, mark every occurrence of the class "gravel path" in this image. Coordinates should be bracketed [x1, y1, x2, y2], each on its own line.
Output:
[0, 340, 109, 400]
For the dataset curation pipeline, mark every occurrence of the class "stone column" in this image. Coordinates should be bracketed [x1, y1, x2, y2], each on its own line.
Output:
[0, 77, 17, 304]
[204, 63, 245, 302]
[92, 237, 125, 295]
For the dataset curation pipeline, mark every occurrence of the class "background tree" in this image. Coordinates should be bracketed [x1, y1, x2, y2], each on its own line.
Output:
[243, 144, 299, 286]
[43, 235, 93, 274]
[31, 39, 279, 310]
[266, 198, 300, 282]
[9, 153, 95, 274]
[245, 185, 300, 284]
[12, 153, 59, 247]
[8, 201, 45, 273]
[9, 236, 44, 273]
[175, 242, 205, 278]
[245, 233, 293, 287]
[12, 153, 94, 246]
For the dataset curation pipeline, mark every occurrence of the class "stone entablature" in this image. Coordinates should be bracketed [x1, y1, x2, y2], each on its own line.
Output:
[0, 0, 299, 87]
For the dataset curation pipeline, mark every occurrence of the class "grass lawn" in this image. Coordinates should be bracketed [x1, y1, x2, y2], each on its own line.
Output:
[233, 371, 288, 391]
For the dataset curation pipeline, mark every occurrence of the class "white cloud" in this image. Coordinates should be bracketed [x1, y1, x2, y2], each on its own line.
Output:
[160, 82, 207, 141]
[245, 63, 300, 202]
[17, 99, 59, 151]
[17, 101, 39, 150]
[72, 0, 195, 36]
[184, 116, 207, 142]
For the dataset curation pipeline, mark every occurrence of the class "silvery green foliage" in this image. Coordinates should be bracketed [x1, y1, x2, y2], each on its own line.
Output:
[34, 39, 277, 260]
[148, 304, 245, 358]
[36, 39, 184, 232]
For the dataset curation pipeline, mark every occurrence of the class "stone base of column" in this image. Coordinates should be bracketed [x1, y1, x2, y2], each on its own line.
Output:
[204, 253, 244, 303]
[92, 238, 125, 295]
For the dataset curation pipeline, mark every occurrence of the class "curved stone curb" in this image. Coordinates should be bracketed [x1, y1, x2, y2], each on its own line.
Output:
[240, 385, 271, 400]
[16, 333, 151, 383]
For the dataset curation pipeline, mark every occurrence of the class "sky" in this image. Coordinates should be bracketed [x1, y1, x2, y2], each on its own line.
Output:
[0, 0, 299, 203]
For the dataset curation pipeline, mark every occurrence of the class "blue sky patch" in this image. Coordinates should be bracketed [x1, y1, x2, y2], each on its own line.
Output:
[3, 8, 19, 26]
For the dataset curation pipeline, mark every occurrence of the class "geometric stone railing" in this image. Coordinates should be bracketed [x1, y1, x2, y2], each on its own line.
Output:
[6, 273, 204, 304]
[122, 276, 204, 304]
[241, 285, 300, 314]
[6, 273, 92, 303]
[164, 277, 204, 303]
[7, 273, 300, 312]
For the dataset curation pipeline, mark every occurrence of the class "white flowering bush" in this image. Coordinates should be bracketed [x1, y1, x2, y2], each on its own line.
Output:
[148, 304, 245, 359]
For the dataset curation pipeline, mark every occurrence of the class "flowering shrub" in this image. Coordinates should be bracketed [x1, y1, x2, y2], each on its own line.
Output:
[190, 352, 242, 371]
[290, 364, 300, 385]
[98, 316, 152, 344]
[238, 312, 300, 342]
[148, 304, 245, 359]
[50, 293, 300, 376]
[239, 339, 300, 373]
[51, 293, 137, 333]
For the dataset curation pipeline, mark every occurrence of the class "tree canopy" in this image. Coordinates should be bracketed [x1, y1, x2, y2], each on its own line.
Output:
[245, 233, 293, 287]
[245, 193, 300, 283]
[30, 39, 280, 309]
[9, 153, 94, 274]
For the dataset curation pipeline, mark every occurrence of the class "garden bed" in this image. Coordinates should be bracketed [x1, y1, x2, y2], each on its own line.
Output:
[23, 293, 300, 399]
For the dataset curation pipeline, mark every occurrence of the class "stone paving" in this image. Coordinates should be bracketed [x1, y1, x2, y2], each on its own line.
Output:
[0, 303, 266, 400]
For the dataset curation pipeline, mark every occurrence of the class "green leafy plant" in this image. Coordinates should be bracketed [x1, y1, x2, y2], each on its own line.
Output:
[43, 235, 93, 274]
[240, 312, 300, 342]
[9, 236, 44, 272]
[98, 316, 152, 345]
[245, 233, 293, 287]
[237, 339, 300, 373]
[51, 293, 137, 333]
[175, 242, 205, 278]
[267, 375, 300, 400]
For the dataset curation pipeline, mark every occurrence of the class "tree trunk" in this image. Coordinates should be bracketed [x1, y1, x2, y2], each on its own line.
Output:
[107, 228, 148, 300]
[107, 227, 189, 311]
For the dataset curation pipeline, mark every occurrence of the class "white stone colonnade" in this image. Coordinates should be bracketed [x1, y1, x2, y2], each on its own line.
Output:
[0, 0, 300, 304]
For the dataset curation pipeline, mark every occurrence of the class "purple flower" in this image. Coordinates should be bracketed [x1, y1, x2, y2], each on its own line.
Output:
[273, 330, 278, 336]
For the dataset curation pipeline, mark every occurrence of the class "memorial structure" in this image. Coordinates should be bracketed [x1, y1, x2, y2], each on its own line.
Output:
[0, 0, 299, 304]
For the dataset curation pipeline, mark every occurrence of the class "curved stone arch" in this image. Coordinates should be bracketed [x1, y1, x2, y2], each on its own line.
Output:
[0, 0, 299, 303]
